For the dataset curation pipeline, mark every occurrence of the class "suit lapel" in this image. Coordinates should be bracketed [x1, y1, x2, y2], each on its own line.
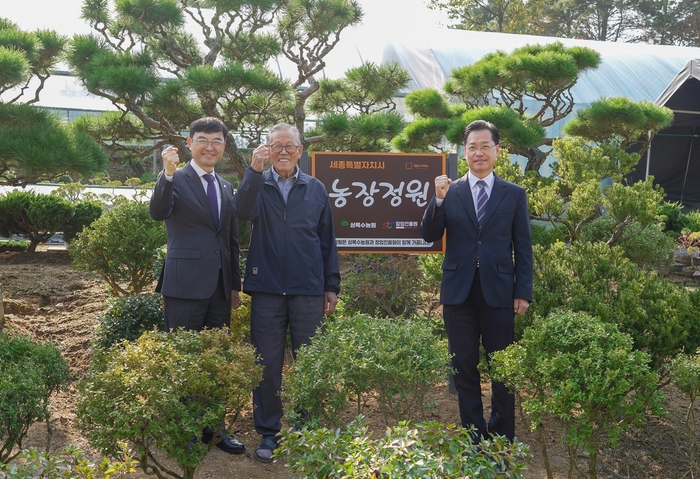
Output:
[218, 177, 230, 228]
[454, 177, 479, 230]
[480, 174, 506, 229]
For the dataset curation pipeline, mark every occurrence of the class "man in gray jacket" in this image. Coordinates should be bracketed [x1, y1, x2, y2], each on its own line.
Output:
[234, 122, 340, 463]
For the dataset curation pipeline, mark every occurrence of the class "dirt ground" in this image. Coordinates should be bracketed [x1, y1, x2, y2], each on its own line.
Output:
[1, 249, 698, 479]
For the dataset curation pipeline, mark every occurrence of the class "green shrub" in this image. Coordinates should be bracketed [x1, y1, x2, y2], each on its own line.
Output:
[282, 314, 451, 428]
[492, 310, 663, 479]
[668, 349, 700, 474]
[0, 240, 28, 252]
[0, 332, 70, 462]
[0, 444, 137, 478]
[341, 254, 423, 318]
[0, 191, 74, 252]
[524, 241, 700, 374]
[140, 172, 158, 183]
[579, 216, 674, 268]
[416, 253, 444, 328]
[277, 416, 530, 478]
[93, 293, 165, 352]
[656, 201, 683, 234]
[77, 329, 262, 479]
[679, 210, 700, 233]
[70, 199, 166, 296]
[63, 200, 103, 244]
[530, 223, 566, 248]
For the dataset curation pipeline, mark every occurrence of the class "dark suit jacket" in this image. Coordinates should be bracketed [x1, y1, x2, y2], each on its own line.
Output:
[420, 173, 532, 308]
[149, 162, 240, 301]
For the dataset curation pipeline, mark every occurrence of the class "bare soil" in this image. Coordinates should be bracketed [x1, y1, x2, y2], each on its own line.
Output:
[1, 249, 698, 478]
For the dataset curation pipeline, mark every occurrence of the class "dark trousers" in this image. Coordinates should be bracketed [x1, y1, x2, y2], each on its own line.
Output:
[163, 270, 231, 331]
[250, 293, 324, 441]
[443, 269, 515, 441]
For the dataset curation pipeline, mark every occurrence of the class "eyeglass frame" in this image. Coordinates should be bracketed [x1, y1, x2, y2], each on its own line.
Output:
[465, 144, 498, 154]
[267, 143, 301, 154]
[192, 138, 226, 148]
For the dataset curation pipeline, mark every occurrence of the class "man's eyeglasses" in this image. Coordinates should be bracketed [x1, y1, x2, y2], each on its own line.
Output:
[465, 144, 496, 153]
[267, 144, 300, 154]
[193, 138, 225, 148]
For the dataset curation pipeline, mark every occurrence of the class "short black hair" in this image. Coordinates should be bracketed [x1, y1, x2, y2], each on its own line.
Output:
[463, 120, 500, 145]
[189, 117, 228, 138]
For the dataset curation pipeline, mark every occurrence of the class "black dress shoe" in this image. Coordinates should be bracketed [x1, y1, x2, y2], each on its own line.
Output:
[215, 435, 246, 455]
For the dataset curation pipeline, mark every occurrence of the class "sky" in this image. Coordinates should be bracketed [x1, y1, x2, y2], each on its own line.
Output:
[2, 0, 447, 40]
[3, 0, 449, 86]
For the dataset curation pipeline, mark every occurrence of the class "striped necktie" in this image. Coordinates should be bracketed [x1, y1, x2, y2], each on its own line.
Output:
[476, 180, 488, 229]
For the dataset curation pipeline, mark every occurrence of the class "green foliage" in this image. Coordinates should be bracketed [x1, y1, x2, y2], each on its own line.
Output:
[679, 210, 700, 233]
[492, 310, 663, 479]
[0, 444, 137, 479]
[0, 190, 73, 252]
[0, 18, 67, 96]
[77, 329, 262, 479]
[579, 215, 674, 268]
[282, 315, 451, 428]
[528, 137, 665, 245]
[0, 240, 28, 252]
[308, 111, 405, 152]
[404, 88, 453, 118]
[51, 183, 88, 203]
[277, 416, 530, 478]
[668, 349, 700, 474]
[529, 223, 566, 248]
[525, 242, 700, 373]
[341, 254, 424, 318]
[0, 103, 108, 187]
[93, 293, 165, 352]
[656, 201, 683, 234]
[229, 292, 252, 342]
[308, 62, 410, 115]
[140, 171, 157, 183]
[70, 199, 167, 296]
[306, 62, 409, 152]
[68, 0, 362, 177]
[63, 200, 103, 244]
[563, 97, 674, 154]
[680, 230, 700, 264]
[394, 42, 597, 172]
[0, 332, 70, 463]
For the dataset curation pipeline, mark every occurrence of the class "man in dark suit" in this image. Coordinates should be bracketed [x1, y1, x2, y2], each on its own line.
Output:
[149, 116, 245, 454]
[420, 120, 533, 442]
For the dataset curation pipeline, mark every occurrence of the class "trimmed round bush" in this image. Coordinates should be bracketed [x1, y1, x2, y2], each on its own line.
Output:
[93, 293, 164, 352]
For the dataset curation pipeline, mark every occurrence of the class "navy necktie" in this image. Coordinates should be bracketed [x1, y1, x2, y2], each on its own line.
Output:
[476, 180, 488, 229]
[203, 174, 219, 229]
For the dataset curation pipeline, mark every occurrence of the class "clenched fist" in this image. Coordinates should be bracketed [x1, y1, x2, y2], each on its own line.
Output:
[162, 146, 179, 176]
[434, 175, 452, 200]
[250, 144, 268, 172]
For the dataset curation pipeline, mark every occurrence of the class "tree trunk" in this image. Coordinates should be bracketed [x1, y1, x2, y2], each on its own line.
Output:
[524, 146, 549, 174]
[225, 143, 249, 179]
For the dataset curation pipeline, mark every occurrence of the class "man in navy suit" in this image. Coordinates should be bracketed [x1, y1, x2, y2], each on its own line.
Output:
[149, 116, 245, 454]
[420, 120, 533, 442]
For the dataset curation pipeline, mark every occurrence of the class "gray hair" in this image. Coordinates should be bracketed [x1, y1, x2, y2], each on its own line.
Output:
[266, 123, 302, 145]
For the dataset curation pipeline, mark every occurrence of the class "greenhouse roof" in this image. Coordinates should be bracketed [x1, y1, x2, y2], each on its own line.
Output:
[380, 29, 700, 104]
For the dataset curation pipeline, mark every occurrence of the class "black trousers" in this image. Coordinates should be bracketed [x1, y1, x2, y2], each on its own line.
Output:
[163, 269, 230, 332]
[442, 268, 515, 441]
